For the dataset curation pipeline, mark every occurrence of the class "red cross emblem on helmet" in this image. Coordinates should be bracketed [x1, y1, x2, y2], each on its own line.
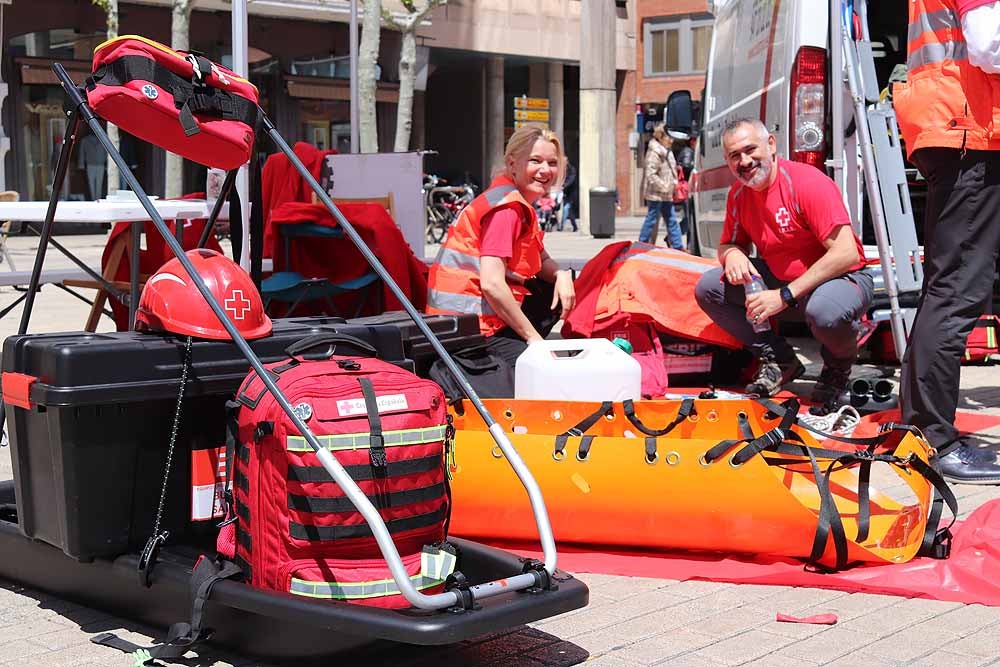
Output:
[225, 289, 253, 321]
[135, 249, 272, 340]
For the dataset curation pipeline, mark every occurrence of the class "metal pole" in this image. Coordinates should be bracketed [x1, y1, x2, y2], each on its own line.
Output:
[350, 0, 359, 153]
[842, 34, 909, 359]
[232, 0, 251, 270]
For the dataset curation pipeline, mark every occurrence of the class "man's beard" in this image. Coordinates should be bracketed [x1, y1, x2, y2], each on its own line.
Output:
[738, 157, 772, 189]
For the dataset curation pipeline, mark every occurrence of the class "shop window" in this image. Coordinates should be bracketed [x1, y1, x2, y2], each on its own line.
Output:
[9, 29, 107, 200]
[645, 15, 713, 76]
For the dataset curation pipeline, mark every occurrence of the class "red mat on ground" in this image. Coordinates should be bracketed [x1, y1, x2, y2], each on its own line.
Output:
[497, 409, 1000, 606]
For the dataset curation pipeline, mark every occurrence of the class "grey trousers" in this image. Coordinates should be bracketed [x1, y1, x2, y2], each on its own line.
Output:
[694, 258, 874, 367]
[902, 148, 1000, 450]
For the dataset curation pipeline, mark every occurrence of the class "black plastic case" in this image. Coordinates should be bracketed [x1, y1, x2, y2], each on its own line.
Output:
[345, 311, 484, 374]
[2, 317, 411, 560]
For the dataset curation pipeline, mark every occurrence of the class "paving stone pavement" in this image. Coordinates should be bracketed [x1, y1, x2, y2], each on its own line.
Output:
[2, 225, 1000, 666]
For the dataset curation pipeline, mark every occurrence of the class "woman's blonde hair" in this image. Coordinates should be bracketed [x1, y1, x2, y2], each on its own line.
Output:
[496, 123, 565, 191]
[652, 123, 672, 145]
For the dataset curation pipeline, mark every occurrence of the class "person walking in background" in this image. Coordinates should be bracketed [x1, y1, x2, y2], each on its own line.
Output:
[639, 124, 683, 249]
[893, 0, 1000, 484]
[558, 160, 579, 232]
[673, 138, 695, 250]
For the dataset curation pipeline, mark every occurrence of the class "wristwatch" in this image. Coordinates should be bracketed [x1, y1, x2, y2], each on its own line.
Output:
[780, 286, 798, 308]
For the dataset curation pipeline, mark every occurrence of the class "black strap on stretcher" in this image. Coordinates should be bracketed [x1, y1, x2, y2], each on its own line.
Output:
[703, 397, 957, 572]
[551, 399, 699, 463]
[553, 401, 614, 460]
[623, 398, 696, 436]
[756, 397, 957, 563]
[86, 55, 258, 136]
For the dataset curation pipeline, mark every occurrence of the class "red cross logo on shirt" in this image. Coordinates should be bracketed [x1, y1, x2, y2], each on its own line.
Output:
[224, 289, 252, 321]
[775, 207, 793, 234]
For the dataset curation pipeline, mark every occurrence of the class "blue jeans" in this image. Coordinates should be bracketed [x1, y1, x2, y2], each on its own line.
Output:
[639, 200, 683, 249]
[558, 201, 577, 231]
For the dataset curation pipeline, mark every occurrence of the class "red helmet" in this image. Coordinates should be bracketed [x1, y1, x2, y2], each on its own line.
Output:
[135, 249, 272, 340]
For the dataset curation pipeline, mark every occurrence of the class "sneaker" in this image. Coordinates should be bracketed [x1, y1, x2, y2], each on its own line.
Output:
[809, 365, 853, 416]
[745, 356, 806, 397]
[799, 405, 862, 438]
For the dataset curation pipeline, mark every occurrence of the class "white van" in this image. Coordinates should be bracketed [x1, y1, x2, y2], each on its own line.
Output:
[666, 0, 915, 257]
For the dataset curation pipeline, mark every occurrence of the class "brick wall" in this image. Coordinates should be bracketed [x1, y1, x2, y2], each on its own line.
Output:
[617, 0, 710, 215]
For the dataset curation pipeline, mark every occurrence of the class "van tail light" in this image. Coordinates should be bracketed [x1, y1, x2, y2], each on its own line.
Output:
[790, 46, 827, 170]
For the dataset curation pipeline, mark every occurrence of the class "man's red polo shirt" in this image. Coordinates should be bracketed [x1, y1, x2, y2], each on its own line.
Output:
[720, 158, 866, 281]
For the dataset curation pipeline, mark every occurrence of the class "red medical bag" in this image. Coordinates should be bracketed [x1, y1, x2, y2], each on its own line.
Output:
[964, 315, 999, 363]
[87, 35, 259, 170]
[226, 334, 455, 608]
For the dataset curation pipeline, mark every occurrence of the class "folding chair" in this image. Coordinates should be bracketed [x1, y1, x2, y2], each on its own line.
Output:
[261, 215, 382, 317]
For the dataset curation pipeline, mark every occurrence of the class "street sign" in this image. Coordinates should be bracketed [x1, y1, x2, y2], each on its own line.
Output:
[514, 120, 548, 129]
[514, 96, 549, 110]
[514, 109, 550, 122]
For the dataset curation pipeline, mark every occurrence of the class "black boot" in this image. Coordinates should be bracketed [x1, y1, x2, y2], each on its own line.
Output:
[809, 364, 853, 416]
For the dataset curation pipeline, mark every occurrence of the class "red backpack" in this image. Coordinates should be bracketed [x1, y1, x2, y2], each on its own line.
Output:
[223, 334, 455, 609]
[87, 35, 259, 170]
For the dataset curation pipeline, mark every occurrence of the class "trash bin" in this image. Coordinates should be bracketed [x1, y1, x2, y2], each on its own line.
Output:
[589, 186, 617, 239]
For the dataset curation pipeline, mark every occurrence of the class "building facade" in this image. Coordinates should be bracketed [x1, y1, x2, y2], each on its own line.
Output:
[619, 0, 710, 214]
[0, 0, 634, 207]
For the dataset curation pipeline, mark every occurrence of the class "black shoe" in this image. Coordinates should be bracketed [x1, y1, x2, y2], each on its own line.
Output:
[809, 365, 853, 416]
[934, 444, 1000, 485]
[745, 356, 806, 397]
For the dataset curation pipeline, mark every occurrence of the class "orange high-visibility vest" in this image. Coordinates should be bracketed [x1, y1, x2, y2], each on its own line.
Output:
[894, 0, 1000, 156]
[427, 176, 543, 336]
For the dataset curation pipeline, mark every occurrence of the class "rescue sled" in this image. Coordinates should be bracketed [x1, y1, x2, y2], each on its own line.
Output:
[0, 44, 587, 660]
[447, 397, 956, 572]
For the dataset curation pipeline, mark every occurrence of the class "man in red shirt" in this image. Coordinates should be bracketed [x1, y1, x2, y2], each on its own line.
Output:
[695, 118, 873, 412]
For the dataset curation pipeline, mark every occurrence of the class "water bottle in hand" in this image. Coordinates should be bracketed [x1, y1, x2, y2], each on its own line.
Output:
[745, 276, 771, 333]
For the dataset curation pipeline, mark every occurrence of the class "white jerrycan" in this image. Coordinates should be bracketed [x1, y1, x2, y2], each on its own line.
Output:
[514, 338, 642, 402]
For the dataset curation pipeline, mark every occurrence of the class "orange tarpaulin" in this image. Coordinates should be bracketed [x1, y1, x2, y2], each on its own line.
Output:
[562, 241, 740, 349]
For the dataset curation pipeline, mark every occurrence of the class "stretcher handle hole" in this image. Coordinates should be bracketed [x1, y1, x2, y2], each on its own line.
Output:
[576, 450, 590, 462]
[688, 413, 700, 422]
[737, 411, 748, 421]
[551, 410, 563, 421]
[503, 409, 514, 420]
[706, 410, 719, 422]
[644, 451, 659, 465]
[603, 413, 616, 422]
[553, 449, 566, 462]
[698, 453, 712, 467]
[491, 444, 504, 459]
[728, 453, 744, 469]
[665, 451, 681, 466]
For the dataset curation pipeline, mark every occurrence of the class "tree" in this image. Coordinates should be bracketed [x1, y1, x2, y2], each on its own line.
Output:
[92, 0, 119, 195]
[358, 0, 382, 152]
[165, 0, 193, 197]
[381, 0, 444, 152]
